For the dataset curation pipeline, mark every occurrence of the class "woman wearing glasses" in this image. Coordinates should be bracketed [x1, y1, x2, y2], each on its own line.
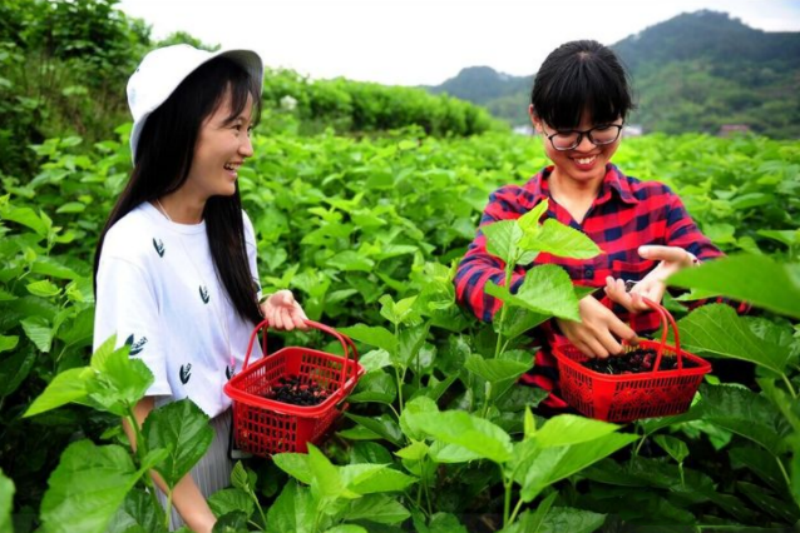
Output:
[455, 40, 741, 414]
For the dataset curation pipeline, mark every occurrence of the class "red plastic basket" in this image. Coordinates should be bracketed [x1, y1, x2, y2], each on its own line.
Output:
[224, 319, 364, 456]
[552, 299, 711, 422]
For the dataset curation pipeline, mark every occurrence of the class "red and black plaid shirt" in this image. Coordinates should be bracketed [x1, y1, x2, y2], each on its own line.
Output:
[455, 164, 740, 410]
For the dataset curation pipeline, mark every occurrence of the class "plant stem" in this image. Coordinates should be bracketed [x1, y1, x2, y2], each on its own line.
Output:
[482, 382, 493, 419]
[493, 265, 514, 360]
[776, 456, 792, 492]
[781, 372, 797, 399]
[125, 409, 161, 517]
[165, 490, 173, 530]
[508, 497, 525, 525]
[503, 478, 512, 527]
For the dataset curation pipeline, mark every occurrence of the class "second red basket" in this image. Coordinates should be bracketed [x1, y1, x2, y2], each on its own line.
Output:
[224, 319, 365, 456]
[552, 298, 711, 422]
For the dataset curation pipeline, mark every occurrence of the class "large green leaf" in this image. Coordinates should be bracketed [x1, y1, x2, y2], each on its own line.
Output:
[675, 304, 791, 374]
[345, 413, 404, 447]
[326, 251, 375, 273]
[483, 220, 524, 266]
[26, 279, 61, 298]
[399, 396, 439, 442]
[464, 354, 530, 385]
[105, 489, 166, 533]
[396, 324, 428, 369]
[143, 399, 213, 488]
[668, 255, 800, 319]
[346, 493, 410, 525]
[323, 525, 368, 533]
[343, 465, 416, 494]
[23, 367, 92, 417]
[729, 446, 788, 494]
[407, 410, 513, 464]
[737, 481, 800, 523]
[338, 324, 397, 353]
[307, 444, 358, 501]
[534, 415, 622, 448]
[653, 435, 689, 464]
[379, 295, 418, 326]
[212, 512, 249, 533]
[486, 264, 580, 321]
[520, 219, 602, 260]
[266, 481, 317, 533]
[40, 441, 145, 533]
[0, 468, 13, 533]
[699, 384, 790, 456]
[348, 371, 397, 405]
[208, 488, 254, 520]
[273, 453, 313, 485]
[86, 348, 154, 416]
[514, 433, 638, 501]
[506, 505, 606, 533]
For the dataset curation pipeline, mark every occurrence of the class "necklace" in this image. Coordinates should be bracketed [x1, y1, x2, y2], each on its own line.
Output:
[155, 198, 236, 377]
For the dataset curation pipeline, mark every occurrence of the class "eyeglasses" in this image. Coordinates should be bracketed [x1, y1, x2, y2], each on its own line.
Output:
[541, 123, 623, 151]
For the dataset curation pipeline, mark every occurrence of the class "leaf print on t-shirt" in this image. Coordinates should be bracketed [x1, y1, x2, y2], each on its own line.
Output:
[199, 285, 210, 304]
[124, 334, 148, 356]
[180, 363, 192, 384]
[226, 365, 235, 380]
[153, 238, 165, 258]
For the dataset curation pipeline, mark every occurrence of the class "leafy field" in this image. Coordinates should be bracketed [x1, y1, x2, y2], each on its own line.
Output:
[1, 126, 800, 532]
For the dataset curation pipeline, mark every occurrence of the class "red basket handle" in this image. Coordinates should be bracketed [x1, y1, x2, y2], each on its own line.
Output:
[639, 298, 684, 373]
[242, 319, 360, 391]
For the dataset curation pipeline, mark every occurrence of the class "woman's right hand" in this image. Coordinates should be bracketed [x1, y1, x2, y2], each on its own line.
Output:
[555, 295, 638, 358]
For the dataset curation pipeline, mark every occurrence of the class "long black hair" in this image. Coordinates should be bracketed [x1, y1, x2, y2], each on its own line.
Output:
[531, 40, 634, 129]
[94, 56, 263, 325]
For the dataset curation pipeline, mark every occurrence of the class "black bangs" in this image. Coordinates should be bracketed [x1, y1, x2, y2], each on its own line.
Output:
[218, 59, 263, 127]
[531, 40, 633, 129]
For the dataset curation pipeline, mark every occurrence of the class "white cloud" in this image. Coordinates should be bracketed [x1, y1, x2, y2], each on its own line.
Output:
[118, 0, 800, 85]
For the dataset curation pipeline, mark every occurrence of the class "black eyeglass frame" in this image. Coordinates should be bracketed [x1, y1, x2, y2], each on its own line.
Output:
[541, 123, 624, 151]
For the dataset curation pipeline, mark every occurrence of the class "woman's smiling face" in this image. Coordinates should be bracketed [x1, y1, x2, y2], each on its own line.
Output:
[531, 107, 624, 186]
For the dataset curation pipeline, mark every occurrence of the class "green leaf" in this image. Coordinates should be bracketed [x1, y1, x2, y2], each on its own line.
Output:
[40, 441, 145, 533]
[737, 481, 800, 523]
[486, 264, 581, 321]
[357, 349, 392, 372]
[266, 481, 317, 533]
[465, 354, 530, 385]
[349, 371, 397, 405]
[346, 493, 410, 525]
[518, 199, 549, 232]
[534, 415, 622, 448]
[501, 307, 549, 340]
[520, 219, 602, 259]
[86, 346, 154, 416]
[21, 316, 52, 352]
[24, 367, 91, 417]
[653, 435, 689, 464]
[345, 413, 404, 447]
[326, 251, 375, 272]
[106, 489, 166, 533]
[143, 399, 213, 488]
[538, 507, 606, 533]
[669, 255, 800, 319]
[399, 396, 439, 442]
[0, 468, 14, 533]
[396, 324, 429, 369]
[0, 335, 20, 354]
[307, 444, 357, 501]
[26, 279, 62, 298]
[407, 410, 513, 464]
[699, 384, 790, 456]
[208, 488, 254, 519]
[0, 206, 48, 236]
[273, 453, 313, 485]
[339, 324, 397, 353]
[514, 433, 638, 501]
[212, 512, 249, 533]
[379, 295, 418, 326]
[502, 491, 556, 533]
[345, 466, 416, 494]
[675, 304, 791, 374]
[483, 220, 523, 265]
[323, 526, 368, 533]
[730, 446, 788, 494]
[0, 344, 35, 397]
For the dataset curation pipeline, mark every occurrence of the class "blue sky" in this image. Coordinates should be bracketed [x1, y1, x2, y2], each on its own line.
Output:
[118, 0, 800, 86]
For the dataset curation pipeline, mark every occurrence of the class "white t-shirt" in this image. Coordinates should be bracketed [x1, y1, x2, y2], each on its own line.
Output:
[93, 202, 263, 417]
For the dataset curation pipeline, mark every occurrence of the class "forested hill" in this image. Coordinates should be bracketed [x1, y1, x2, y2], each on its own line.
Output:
[426, 10, 800, 138]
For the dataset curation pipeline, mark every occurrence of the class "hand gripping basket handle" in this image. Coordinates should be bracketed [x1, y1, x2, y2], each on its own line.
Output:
[640, 297, 684, 373]
[242, 319, 359, 390]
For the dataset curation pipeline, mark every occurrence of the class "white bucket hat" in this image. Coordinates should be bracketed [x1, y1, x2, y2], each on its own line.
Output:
[127, 44, 263, 162]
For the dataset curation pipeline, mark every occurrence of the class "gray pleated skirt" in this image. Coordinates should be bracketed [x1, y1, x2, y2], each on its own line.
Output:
[157, 409, 233, 530]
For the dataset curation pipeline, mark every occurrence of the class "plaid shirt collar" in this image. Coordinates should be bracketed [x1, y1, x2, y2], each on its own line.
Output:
[525, 163, 640, 206]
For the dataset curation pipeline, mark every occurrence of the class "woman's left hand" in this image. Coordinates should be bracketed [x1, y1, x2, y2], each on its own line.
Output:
[604, 245, 698, 313]
[260, 290, 309, 331]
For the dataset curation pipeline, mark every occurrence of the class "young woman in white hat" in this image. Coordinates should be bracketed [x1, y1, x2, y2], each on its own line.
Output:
[93, 44, 307, 532]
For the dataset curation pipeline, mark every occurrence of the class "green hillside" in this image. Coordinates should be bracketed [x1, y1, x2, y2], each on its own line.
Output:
[426, 10, 800, 138]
